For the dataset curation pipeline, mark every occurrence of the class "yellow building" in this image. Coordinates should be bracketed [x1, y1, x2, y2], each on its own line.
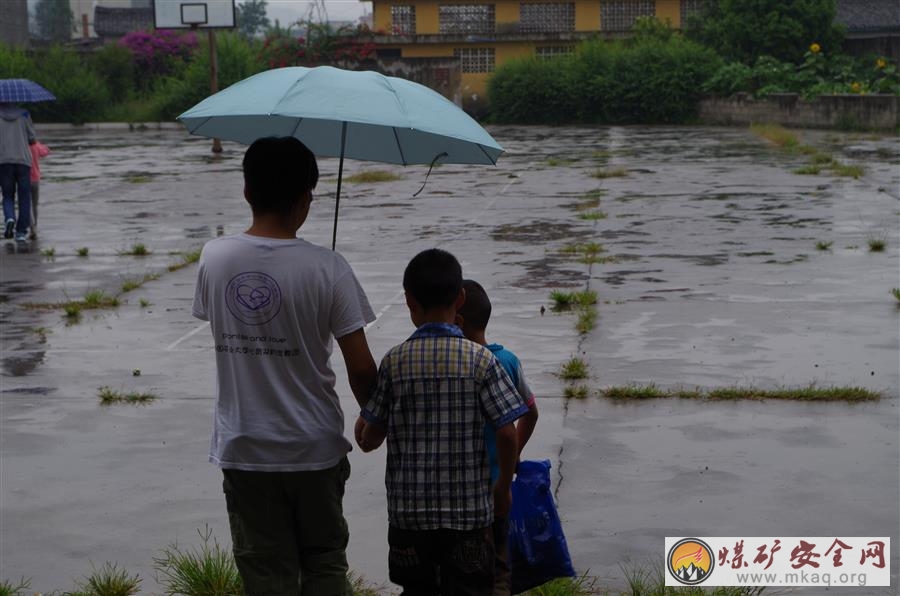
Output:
[368, 0, 703, 107]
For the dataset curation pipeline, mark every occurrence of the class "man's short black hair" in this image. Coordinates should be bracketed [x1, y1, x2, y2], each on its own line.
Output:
[242, 137, 318, 217]
[403, 248, 462, 310]
[458, 279, 491, 331]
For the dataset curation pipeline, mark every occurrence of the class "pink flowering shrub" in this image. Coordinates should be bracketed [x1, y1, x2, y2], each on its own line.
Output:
[119, 29, 199, 83]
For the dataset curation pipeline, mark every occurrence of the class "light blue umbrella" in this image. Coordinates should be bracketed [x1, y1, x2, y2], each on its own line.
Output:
[178, 66, 504, 248]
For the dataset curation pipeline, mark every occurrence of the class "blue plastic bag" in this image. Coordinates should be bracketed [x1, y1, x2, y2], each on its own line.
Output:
[508, 459, 576, 594]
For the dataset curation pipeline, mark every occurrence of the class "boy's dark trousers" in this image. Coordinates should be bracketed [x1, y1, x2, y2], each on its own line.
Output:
[388, 525, 495, 595]
[491, 517, 511, 596]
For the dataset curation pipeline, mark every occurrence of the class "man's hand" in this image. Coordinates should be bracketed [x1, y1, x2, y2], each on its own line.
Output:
[354, 415, 366, 446]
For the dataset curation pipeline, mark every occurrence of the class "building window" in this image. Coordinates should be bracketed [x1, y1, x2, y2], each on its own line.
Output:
[440, 5, 495, 35]
[680, 0, 703, 28]
[535, 45, 574, 59]
[601, 0, 655, 31]
[453, 47, 495, 72]
[520, 3, 575, 33]
[391, 5, 416, 35]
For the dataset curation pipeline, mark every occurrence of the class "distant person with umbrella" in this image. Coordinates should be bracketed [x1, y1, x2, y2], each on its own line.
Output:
[0, 102, 35, 241]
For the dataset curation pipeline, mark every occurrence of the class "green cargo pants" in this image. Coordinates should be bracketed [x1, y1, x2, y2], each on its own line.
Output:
[222, 457, 352, 596]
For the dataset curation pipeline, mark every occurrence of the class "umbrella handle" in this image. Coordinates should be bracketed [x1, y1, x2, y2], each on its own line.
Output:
[332, 121, 348, 251]
[412, 152, 448, 198]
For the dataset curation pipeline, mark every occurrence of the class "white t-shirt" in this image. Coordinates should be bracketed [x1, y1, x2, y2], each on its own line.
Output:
[192, 234, 375, 471]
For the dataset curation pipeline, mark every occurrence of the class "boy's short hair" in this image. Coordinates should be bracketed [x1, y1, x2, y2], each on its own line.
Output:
[403, 248, 462, 310]
[243, 137, 319, 217]
[459, 279, 491, 331]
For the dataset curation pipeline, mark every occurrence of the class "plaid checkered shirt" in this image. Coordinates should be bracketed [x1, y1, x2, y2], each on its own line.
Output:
[362, 322, 529, 530]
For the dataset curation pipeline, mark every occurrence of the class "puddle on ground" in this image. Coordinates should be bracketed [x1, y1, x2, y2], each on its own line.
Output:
[3, 351, 46, 377]
[652, 253, 730, 266]
[491, 221, 592, 243]
[513, 256, 587, 289]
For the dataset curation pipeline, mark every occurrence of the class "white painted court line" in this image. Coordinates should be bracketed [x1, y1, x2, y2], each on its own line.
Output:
[166, 321, 209, 351]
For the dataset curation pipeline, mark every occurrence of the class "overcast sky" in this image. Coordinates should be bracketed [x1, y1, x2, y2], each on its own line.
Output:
[253, 0, 371, 25]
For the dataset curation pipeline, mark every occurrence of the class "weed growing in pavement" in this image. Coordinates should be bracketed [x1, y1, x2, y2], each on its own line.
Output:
[346, 171, 402, 183]
[622, 562, 765, 595]
[564, 385, 589, 400]
[575, 308, 597, 334]
[549, 290, 575, 310]
[63, 303, 82, 322]
[139, 298, 151, 308]
[73, 562, 141, 596]
[120, 243, 150, 256]
[120, 273, 161, 293]
[830, 162, 864, 179]
[892, 288, 900, 302]
[522, 572, 598, 595]
[83, 290, 120, 308]
[815, 240, 833, 251]
[591, 167, 628, 179]
[98, 386, 157, 405]
[574, 290, 598, 307]
[167, 248, 202, 272]
[867, 236, 886, 252]
[40, 247, 55, 258]
[153, 527, 242, 596]
[578, 211, 608, 221]
[76, 246, 89, 257]
[560, 358, 589, 380]
[602, 384, 880, 402]
[125, 174, 153, 184]
[794, 165, 821, 175]
[0, 578, 31, 596]
[751, 123, 799, 150]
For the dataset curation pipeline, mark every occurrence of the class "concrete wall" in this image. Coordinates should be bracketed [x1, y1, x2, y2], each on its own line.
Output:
[698, 93, 899, 131]
[0, 0, 30, 47]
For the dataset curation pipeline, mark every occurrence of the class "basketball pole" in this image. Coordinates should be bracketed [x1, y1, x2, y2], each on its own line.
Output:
[208, 28, 222, 154]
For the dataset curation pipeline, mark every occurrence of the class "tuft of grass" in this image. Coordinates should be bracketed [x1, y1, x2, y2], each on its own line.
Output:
[549, 290, 575, 310]
[578, 210, 608, 220]
[83, 290, 120, 309]
[121, 278, 142, 293]
[40, 247, 55, 258]
[751, 122, 799, 149]
[574, 290, 598, 307]
[168, 249, 202, 272]
[797, 144, 819, 155]
[892, 288, 900, 302]
[545, 157, 578, 167]
[346, 170, 402, 183]
[64, 303, 82, 321]
[348, 571, 386, 596]
[830, 162, 864, 179]
[559, 357, 589, 380]
[31, 326, 51, 342]
[575, 308, 596, 334]
[98, 386, 157, 406]
[120, 243, 150, 256]
[810, 153, 835, 165]
[603, 384, 880, 402]
[153, 527, 242, 596]
[563, 385, 589, 400]
[0, 578, 31, 596]
[125, 174, 153, 184]
[139, 298, 151, 308]
[75, 562, 141, 596]
[522, 572, 598, 595]
[794, 165, 821, 175]
[867, 237, 886, 252]
[76, 246, 90, 257]
[582, 242, 604, 255]
[815, 240, 833, 251]
[575, 197, 601, 211]
[591, 167, 628, 179]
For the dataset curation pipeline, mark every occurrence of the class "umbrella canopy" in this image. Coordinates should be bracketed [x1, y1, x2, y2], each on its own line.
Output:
[0, 79, 56, 103]
[178, 66, 503, 166]
[178, 66, 503, 249]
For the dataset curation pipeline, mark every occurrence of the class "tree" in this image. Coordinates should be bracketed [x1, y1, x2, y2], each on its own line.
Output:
[685, 0, 844, 64]
[236, 0, 270, 39]
[34, 0, 74, 42]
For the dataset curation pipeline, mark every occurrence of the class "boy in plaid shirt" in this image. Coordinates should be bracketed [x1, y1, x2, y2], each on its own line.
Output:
[356, 248, 529, 595]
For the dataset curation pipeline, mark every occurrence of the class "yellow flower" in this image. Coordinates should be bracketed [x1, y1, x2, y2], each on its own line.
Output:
[851, 82, 861, 92]
[876, 58, 886, 69]
[810, 43, 821, 53]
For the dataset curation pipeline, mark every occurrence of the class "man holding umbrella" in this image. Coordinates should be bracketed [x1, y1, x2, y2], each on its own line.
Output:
[0, 102, 35, 241]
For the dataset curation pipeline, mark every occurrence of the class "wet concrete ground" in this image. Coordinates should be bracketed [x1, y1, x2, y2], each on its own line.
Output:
[1, 125, 898, 594]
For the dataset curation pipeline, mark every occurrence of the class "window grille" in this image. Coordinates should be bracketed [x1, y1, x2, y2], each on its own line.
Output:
[391, 5, 416, 35]
[600, 0, 655, 31]
[680, 0, 703, 28]
[439, 5, 495, 35]
[453, 47, 496, 72]
[520, 3, 575, 33]
[535, 45, 574, 59]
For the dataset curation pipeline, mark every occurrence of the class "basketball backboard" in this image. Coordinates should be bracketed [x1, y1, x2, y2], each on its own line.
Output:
[153, 0, 236, 29]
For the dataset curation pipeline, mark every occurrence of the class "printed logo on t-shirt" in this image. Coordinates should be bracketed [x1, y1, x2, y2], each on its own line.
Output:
[225, 271, 282, 325]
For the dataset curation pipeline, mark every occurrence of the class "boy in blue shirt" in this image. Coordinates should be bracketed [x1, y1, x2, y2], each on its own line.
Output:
[356, 249, 529, 595]
[456, 279, 539, 596]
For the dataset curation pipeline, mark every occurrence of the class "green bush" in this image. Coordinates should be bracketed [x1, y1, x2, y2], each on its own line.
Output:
[489, 34, 720, 124]
[25, 46, 109, 124]
[0, 44, 34, 78]
[90, 44, 135, 103]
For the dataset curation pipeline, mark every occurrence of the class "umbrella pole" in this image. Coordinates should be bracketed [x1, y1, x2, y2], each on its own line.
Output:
[331, 121, 347, 251]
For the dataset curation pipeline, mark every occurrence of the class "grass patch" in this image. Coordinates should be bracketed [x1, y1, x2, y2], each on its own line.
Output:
[139, 298, 151, 308]
[575, 308, 597, 334]
[523, 572, 598, 595]
[793, 165, 821, 175]
[810, 153, 835, 165]
[892, 288, 900, 302]
[750, 122, 799, 149]
[120, 273, 161, 293]
[545, 157, 578, 167]
[83, 290, 120, 309]
[153, 527, 242, 596]
[0, 578, 31, 596]
[591, 167, 628, 179]
[348, 571, 386, 596]
[815, 240, 833, 251]
[603, 384, 880, 402]
[575, 197, 601, 211]
[74, 562, 141, 596]
[622, 563, 763, 596]
[167, 249, 202, 272]
[563, 385, 589, 400]
[120, 243, 150, 256]
[125, 174, 153, 184]
[572, 290, 597, 307]
[578, 210, 608, 220]
[797, 144, 819, 155]
[583, 189, 606, 200]
[40, 247, 55, 258]
[549, 290, 575, 309]
[559, 243, 583, 255]
[559, 357, 589, 380]
[830, 162, 864, 179]
[64, 303, 82, 321]
[76, 246, 89, 257]
[345, 170, 402, 183]
[867, 237, 886, 252]
[98, 386, 157, 405]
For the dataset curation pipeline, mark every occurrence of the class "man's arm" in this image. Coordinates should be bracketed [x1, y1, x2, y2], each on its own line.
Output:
[515, 401, 539, 459]
[336, 328, 377, 409]
[493, 422, 518, 519]
[356, 416, 387, 452]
